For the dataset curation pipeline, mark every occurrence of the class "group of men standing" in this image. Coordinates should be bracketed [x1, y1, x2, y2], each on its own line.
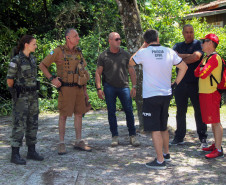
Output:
[8, 25, 224, 169]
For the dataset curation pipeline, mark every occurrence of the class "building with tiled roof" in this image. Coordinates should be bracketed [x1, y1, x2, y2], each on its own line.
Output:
[184, 0, 226, 27]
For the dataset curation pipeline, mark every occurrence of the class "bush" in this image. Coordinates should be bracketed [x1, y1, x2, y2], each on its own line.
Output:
[38, 98, 58, 113]
[170, 18, 226, 58]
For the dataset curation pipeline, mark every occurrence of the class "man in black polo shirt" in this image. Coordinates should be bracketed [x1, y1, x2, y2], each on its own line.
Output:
[171, 24, 208, 147]
[95, 32, 140, 147]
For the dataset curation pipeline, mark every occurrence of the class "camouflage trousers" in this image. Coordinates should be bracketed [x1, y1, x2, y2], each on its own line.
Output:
[11, 92, 39, 147]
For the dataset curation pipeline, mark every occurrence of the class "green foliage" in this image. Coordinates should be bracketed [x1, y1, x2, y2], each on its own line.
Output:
[140, 1, 226, 106]
[0, 25, 27, 101]
[141, 0, 191, 46]
[1, 0, 226, 114]
[170, 18, 226, 58]
[35, 33, 64, 99]
[0, 98, 11, 116]
[88, 90, 106, 110]
[39, 98, 58, 113]
[0, 0, 54, 34]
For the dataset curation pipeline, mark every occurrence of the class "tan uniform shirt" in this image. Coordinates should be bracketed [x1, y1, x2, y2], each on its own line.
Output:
[41, 44, 88, 116]
[42, 44, 87, 83]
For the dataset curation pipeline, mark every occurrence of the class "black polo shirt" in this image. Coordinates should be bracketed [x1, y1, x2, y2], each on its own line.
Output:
[97, 48, 131, 88]
[173, 39, 203, 83]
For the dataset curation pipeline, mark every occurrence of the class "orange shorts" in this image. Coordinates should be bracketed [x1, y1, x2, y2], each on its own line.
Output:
[58, 86, 86, 116]
[199, 91, 221, 124]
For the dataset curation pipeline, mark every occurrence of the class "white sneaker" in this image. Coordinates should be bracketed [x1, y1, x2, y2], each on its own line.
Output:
[200, 139, 208, 148]
[111, 136, 119, 147]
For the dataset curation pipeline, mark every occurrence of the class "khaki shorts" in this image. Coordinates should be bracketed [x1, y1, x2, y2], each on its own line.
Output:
[58, 86, 86, 116]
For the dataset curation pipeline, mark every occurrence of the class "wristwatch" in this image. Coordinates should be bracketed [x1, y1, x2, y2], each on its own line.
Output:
[48, 76, 55, 81]
[97, 88, 102, 91]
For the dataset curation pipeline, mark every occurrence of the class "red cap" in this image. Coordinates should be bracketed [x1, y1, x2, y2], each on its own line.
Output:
[200, 33, 219, 44]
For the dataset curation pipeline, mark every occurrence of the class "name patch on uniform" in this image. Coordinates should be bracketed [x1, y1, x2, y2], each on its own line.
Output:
[50, 51, 54, 55]
[9, 62, 17, 68]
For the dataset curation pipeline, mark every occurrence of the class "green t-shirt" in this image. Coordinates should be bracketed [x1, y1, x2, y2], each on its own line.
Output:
[97, 48, 131, 88]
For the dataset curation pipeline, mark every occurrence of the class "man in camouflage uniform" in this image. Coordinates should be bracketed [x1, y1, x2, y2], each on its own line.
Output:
[39, 28, 92, 155]
[7, 36, 44, 165]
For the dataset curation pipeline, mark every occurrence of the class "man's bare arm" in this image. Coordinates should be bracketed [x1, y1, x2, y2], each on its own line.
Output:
[95, 66, 103, 89]
[128, 66, 136, 87]
[174, 61, 188, 85]
[39, 62, 52, 80]
[95, 66, 105, 100]
[128, 65, 136, 98]
[39, 62, 61, 88]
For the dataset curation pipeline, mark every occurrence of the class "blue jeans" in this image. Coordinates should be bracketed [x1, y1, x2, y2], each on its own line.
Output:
[104, 82, 136, 137]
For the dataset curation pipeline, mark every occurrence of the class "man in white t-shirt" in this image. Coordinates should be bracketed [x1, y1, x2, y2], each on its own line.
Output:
[129, 29, 188, 170]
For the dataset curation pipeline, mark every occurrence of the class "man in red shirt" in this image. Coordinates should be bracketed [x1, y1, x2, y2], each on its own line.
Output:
[194, 33, 224, 159]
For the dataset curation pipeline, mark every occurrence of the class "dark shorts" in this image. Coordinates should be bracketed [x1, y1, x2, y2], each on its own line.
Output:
[142, 96, 171, 131]
[199, 91, 221, 124]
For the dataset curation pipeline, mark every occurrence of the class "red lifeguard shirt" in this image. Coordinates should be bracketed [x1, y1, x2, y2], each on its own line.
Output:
[194, 54, 222, 94]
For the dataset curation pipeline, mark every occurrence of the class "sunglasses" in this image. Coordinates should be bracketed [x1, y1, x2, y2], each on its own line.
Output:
[201, 39, 211, 44]
[115, 38, 121, 41]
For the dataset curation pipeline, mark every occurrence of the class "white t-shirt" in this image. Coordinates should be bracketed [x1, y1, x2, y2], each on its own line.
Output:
[133, 45, 182, 98]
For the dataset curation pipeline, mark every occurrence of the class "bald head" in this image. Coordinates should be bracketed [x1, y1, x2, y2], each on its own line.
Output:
[109, 32, 119, 40]
[108, 32, 121, 52]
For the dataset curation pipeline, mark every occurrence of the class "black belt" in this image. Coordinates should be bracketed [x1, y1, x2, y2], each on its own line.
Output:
[61, 82, 82, 88]
[15, 86, 38, 93]
[14, 81, 40, 93]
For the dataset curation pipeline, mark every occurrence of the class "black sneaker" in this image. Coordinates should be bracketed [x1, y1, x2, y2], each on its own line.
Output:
[163, 154, 171, 162]
[145, 158, 166, 170]
[170, 138, 184, 145]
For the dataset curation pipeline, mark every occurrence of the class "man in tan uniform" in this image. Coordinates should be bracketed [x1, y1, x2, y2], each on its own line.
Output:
[39, 28, 91, 154]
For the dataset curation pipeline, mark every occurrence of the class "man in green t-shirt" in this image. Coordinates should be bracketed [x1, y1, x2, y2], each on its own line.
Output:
[95, 32, 140, 147]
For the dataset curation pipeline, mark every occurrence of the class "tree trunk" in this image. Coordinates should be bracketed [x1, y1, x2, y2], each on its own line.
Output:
[43, 0, 49, 18]
[115, 0, 144, 130]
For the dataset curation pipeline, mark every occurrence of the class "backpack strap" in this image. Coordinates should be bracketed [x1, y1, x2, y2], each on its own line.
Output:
[205, 52, 220, 86]
[211, 53, 224, 86]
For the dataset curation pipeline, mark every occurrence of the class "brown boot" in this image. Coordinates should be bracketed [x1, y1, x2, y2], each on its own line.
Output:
[58, 143, 67, 155]
[74, 140, 92, 152]
[111, 136, 119, 147]
[130, 135, 140, 147]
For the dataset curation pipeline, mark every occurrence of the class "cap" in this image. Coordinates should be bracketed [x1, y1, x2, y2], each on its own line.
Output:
[200, 33, 219, 44]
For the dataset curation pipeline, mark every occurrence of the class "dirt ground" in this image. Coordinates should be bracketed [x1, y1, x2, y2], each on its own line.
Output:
[0, 107, 225, 185]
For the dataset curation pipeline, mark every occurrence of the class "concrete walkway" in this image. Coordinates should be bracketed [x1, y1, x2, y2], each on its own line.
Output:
[0, 106, 225, 185]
